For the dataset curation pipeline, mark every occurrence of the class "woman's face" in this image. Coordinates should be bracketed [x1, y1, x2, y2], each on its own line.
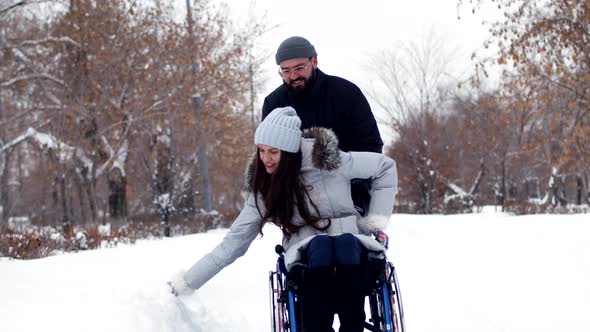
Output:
[257, 144, 281, 174]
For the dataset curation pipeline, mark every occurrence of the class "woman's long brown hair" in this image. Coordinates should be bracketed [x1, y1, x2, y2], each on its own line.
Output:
[252, 149, 330, 239]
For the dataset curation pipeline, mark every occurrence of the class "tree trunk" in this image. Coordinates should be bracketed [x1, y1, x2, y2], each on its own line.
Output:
[48, 149, 70, 229]
[162, 210, 171, 237]
[0, 147, 11, 224]
[469, 159, 486, 196]
[409, 151, 427, 213]
[499, 157, 507, 211]
[176, 176, 195, 215]
[84, 180, 97, 223]
[577, 175, 583, 205]
[153, 128, 174, 236]
[0, 93, 3, 222]
[46, 149, 60, 224]
[426, 171, 434, 213]
[74, 173, 87, 224]
[78, 163, 97, 224]
[548, 172, 567, 207]
[108, 168, 127, 220]
[59, 165, 69, 226]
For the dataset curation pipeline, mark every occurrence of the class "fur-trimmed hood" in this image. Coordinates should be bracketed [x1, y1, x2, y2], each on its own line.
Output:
[244, 127, 341, 192]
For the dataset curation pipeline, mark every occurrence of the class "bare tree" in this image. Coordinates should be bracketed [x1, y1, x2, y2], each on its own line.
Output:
[468, 0, 590, 202]
[365, 27, 465, 213]
[0, 0, 266, 229]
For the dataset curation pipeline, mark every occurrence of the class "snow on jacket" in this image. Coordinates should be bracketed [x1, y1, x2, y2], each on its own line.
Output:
[262, 69, 383, 153]
[183, 128, 398, 290]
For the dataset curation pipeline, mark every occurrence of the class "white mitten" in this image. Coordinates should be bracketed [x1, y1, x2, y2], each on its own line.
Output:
[358, 215, 390, 235]
[168, 270, 195, 297]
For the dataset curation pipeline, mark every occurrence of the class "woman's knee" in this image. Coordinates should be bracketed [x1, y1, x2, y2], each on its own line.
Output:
[306, 235, 333, 268]
[333, 233, 362, 266]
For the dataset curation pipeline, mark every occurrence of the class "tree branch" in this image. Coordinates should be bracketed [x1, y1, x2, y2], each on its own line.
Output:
[18, 37, 81, 48]
[0, 1, 26, 16]
[1, 73, 66, 89]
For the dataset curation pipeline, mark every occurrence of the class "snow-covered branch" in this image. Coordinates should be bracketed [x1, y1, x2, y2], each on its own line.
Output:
[0, 127, 94, 177]
[18, 37, 81, 48]
[446, 181, 468, 197]
[0, 133, 26, 153]
[111, 139, 129, 177]
[1, 73, 66, 88]
[0, 109, 34, 128]
[436, 170, 476, 212]
[468, 169, 485, 195]
[95, 136, 129, 178]
[0, 0, 26, 16]
[0, 0, 63, 16]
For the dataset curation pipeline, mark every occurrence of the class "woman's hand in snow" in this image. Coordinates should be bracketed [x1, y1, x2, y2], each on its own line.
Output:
[167, 270, 195, 297]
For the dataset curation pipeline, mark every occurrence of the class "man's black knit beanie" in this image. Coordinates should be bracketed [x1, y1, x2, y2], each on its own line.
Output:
[275, 36, 317, 65]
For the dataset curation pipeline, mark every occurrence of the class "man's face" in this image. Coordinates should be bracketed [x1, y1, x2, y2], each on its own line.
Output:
[278, 57, 317, 93]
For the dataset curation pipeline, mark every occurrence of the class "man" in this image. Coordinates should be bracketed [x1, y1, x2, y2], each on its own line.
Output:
[262, 36, 384, 216]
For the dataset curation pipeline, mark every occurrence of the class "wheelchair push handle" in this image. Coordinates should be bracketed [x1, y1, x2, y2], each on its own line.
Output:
[275, 244, 285, 256]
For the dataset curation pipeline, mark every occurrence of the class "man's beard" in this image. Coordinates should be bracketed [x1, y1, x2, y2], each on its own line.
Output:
[285, 70, 316, 95]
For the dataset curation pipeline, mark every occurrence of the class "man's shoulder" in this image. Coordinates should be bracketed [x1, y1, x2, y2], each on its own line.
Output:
[320, 70, 361, 92]
[262, 85, 290, 118]
[264, 84, 289, 101]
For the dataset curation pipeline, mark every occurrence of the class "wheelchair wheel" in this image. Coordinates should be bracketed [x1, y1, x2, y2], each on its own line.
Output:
[269, 262, 298, 332]
[269, 270, 279, 332]
[385, 261, 406, 332]
[269, 268, 287, 332]
[366, 261, 406, 332]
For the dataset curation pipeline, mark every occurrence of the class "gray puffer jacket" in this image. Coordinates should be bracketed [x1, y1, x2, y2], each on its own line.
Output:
[184, 128, 398, 290]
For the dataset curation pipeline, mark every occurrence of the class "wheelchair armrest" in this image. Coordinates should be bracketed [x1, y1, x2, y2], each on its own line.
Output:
[366, 258, 387, 291]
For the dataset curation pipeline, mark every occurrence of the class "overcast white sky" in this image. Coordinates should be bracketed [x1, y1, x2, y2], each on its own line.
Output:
[226, 2, 499, 80]
[215, 0, 503, 141]
[179, 0, 500, 143]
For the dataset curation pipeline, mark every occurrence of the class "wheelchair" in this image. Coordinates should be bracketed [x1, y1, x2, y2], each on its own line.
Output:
[268, 242, 406, 332]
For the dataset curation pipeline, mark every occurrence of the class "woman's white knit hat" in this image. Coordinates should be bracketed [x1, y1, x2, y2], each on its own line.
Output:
[254, 106, 302, 153]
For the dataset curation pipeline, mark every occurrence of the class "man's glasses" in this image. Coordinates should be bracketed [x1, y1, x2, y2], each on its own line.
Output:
[278, 61, 312, 77]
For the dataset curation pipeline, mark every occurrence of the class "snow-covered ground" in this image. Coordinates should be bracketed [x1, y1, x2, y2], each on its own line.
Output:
[1, 211, 589, 332]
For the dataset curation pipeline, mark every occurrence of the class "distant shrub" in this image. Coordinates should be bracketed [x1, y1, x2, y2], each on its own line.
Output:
[504, 201, 590, 215]
[0, 212, 230, 259]
[443, 194, 475, 214]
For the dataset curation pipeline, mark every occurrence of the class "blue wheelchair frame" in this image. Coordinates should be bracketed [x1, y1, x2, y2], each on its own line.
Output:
[268, 245, 406, 332]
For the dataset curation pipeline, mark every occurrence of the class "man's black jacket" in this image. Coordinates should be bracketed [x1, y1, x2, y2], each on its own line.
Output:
[262, 69, 383, 153]
[262, 69, 384, 216]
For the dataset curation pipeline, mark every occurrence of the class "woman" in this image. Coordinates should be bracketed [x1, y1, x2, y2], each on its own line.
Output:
[169, 106, 397, 331]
